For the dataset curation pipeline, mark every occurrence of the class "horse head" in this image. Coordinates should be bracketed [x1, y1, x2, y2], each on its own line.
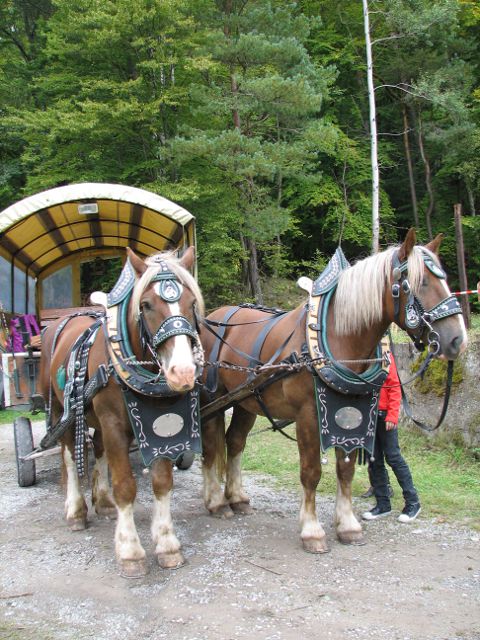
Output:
[128, 247, 204, 392]
[388, 228, 467, 360]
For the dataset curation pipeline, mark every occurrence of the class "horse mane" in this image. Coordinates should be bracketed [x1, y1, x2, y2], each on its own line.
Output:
[333, 245, 437, 336]
[130, 251, 205, 320]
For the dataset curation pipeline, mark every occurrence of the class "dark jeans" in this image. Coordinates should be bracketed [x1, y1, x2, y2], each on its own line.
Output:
[370, 416, 419, 509]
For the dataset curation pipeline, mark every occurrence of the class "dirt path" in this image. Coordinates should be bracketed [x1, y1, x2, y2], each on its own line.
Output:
[1, 421, 479, 640]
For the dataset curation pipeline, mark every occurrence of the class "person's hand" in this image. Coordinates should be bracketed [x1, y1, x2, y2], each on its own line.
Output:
[385, 421, 397, 431]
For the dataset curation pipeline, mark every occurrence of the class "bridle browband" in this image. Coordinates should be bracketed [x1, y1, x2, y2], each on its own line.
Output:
[391, 249, 462, 353]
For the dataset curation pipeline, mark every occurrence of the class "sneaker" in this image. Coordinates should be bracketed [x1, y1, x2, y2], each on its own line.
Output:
[398, 503, 421, 523]
[362, 505, 392, 521]
[360, 486, 374, 498]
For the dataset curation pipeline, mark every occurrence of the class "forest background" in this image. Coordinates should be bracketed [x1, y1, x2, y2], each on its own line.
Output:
[1, 0, 480, 308]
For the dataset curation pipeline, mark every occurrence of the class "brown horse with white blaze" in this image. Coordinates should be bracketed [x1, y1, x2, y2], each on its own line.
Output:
[39, 247, 204, 577]
[200, 230, 467, 552]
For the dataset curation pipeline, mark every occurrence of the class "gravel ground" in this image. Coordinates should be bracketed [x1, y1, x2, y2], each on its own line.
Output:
[0, 420, 479, 640]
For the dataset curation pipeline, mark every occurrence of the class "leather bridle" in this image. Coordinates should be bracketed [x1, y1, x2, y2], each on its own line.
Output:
[137, 263, 203, 371]
[391, 249, 462, 354]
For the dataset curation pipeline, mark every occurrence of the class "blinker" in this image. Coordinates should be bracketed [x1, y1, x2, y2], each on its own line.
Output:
[424, 257, 446, 279]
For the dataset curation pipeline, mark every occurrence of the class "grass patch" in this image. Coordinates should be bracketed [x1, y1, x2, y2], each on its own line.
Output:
[0, 409, 44, 425]
[0, 622, 54, 640]
[242, 417, 480, 527]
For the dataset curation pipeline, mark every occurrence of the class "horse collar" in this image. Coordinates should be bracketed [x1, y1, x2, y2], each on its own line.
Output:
[305, 252, 390, 395]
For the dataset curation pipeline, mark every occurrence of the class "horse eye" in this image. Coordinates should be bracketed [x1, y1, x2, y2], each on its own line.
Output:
[421, 276, 428, 287]
[141, 300, 153, 312]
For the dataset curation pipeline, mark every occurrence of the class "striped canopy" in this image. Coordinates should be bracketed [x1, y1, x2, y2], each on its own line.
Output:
[0, 183, 196, 278]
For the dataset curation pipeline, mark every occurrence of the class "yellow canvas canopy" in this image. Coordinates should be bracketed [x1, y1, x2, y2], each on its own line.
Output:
[0, 183, 196, 313]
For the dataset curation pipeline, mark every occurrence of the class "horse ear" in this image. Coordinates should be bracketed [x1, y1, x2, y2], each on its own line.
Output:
[398, 228, 417, 261]
[425, 233, 443, 255]
[126, 247, 147, 276]
[179, 246, 195, 272]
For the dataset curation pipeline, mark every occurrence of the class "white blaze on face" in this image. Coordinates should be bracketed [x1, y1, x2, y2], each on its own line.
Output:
[441, 278, 468, 351]
[153, 283, 195, 389]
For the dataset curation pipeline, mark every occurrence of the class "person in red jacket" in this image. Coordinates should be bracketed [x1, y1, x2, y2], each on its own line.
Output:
[362, 354, 421, 523]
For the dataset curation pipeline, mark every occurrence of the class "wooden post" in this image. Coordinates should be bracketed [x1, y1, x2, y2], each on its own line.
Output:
[453, 203, 471, 329]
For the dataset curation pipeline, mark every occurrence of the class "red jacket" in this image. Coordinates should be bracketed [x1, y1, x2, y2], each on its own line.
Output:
[378, 355, 402, 425]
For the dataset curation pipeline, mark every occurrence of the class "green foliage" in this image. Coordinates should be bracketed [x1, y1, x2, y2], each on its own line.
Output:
[0, 0, 479, 307]
[412, 349, 464, 395]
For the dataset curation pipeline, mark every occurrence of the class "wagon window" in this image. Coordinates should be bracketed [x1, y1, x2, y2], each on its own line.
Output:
[42, 265, 73, 309]
[0, 255, 36, 314]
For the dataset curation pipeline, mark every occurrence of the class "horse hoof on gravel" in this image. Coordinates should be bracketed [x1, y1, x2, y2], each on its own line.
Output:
[67, 517, 88, 531]
[302, 537, 329, 554]
[156, 552, 185, 569]
[337, 531, 366, 546]
[118, 558, 149, 579]
[94, 504, 117, 519]
[230, 501, 254, 515]
[209, 504, 234, 519]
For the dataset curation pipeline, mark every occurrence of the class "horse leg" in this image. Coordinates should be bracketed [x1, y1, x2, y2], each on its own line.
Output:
[90, 427, 116, 518]
[201, 413, 233, 518]
[334, 449, 364, 545]
[150, 458, 184, 569]
[296, 414, 329, 553]
[61, 423, 88, 531]
[100, 417, 148, 578]
[224, 406, 256, 515]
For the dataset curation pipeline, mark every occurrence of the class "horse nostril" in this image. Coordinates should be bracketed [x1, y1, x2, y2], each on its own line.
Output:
[449, 335, 463, 356]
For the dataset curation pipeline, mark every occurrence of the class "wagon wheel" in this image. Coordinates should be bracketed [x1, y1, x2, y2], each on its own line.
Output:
[175, 451, 195, 470]
[13, 417, 36, 487]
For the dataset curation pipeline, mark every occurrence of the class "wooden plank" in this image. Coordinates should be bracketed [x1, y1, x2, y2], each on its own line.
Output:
[40, 306, 104, 326]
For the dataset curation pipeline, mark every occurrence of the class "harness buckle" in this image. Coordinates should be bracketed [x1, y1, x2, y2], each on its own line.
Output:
[392, 283, 400, 298]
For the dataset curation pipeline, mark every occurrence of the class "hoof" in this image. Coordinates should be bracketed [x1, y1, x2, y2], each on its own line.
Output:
[209, 504, 234, 519]
[302, 537, 330, 554]
[156, 551, 185, 569]
[118, 558, 149, 578]
[337, 530, 366, 546]
[67, 517, 87, 531]
[95, 505, 117, 518]
[230, 501, 254, 515]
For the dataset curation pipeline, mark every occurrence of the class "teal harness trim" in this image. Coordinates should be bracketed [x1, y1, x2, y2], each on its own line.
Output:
[119, 291, 165, 382]
[316, 288, 387, 392]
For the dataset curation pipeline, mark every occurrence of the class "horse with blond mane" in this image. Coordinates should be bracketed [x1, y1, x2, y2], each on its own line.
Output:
[40, 247, 204, 577]
[200, 230, 467, 552]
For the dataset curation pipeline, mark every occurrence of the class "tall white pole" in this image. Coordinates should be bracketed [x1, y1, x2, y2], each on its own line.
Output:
[362, 0, 380, 254]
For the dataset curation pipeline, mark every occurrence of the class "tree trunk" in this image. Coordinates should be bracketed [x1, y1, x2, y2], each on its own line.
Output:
[466, 181, 476, 216]
[454, 204, 471, 329]
[416, 113, 435, 240]
[362, 0, 380, 254]
[246, 237, 263, 303]
[402, 104, 419, 228]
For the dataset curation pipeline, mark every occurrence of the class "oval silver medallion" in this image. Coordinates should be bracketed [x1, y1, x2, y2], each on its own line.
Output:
[334, 406, 363, 430]
[152, 413, 184, 438]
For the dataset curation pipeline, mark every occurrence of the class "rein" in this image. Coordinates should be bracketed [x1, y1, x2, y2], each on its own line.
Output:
[389, 342, 455, 433]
